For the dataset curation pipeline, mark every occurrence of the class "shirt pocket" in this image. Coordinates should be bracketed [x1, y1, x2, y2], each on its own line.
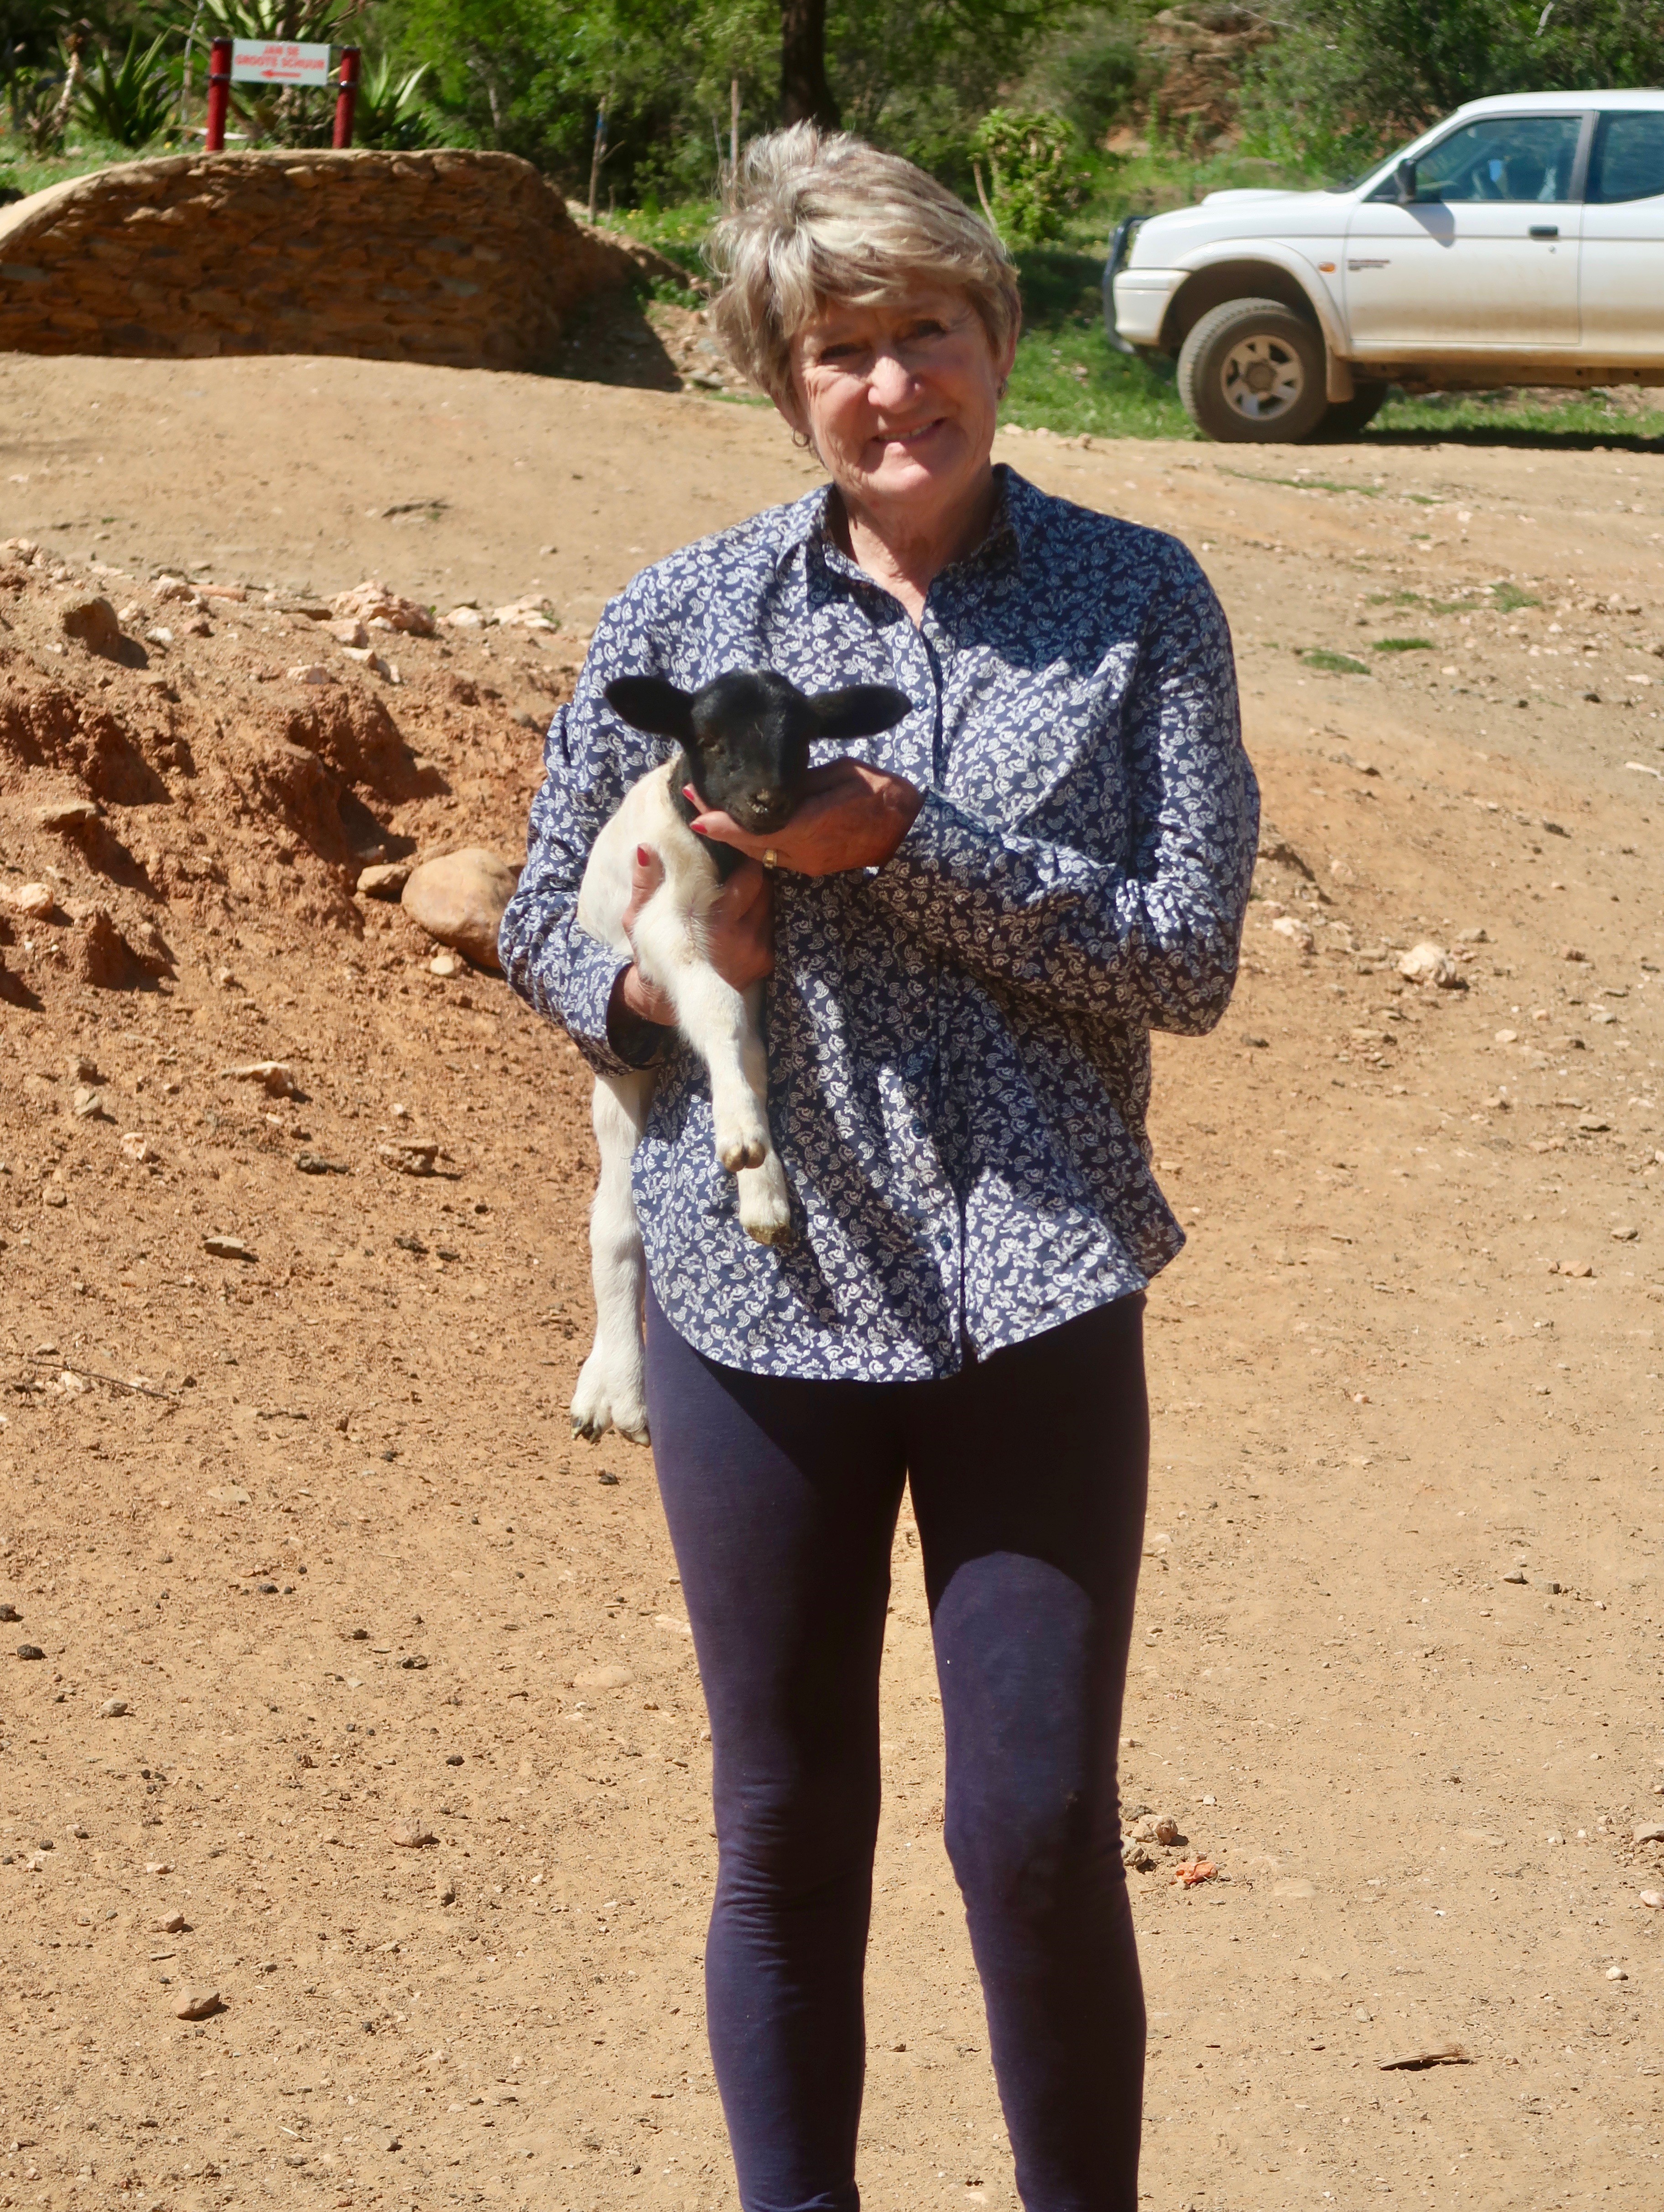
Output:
[941, 646, 1137, 843]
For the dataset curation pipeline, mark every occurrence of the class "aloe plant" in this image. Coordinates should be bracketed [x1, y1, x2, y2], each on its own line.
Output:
[75, 31, 178, 151]
[353, 55, 431, 151]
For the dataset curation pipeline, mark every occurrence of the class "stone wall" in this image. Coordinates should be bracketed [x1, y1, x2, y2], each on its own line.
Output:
[0, 148, 645, 370]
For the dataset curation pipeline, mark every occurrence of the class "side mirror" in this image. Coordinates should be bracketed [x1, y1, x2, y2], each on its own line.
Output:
[1395, 157, 1418, 205]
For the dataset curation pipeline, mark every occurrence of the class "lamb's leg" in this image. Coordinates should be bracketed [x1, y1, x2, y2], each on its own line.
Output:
[571, 1071, 652, 1445]
[632, 893, 770, 1172]
[734, 980, 792, 1246]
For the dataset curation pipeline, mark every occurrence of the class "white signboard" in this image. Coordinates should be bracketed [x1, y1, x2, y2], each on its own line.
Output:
[230, 39, 333, 87]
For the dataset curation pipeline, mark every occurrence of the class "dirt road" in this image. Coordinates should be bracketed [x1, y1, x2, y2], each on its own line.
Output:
[1, 353, 1661, 2212]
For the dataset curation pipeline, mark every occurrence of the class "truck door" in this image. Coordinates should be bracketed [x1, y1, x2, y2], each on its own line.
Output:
[1580, 109, 1664, 362]
[1343, 113, 1585, 353]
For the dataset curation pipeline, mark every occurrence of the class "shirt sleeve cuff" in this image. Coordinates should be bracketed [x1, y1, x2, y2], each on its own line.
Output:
[564, 939, 653, 1077]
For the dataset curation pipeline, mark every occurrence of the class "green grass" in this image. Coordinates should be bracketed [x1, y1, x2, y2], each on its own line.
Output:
[1372, 636, 1435, 653]
[0, 130, 161, 200]
[1303, 649, 1370, 675]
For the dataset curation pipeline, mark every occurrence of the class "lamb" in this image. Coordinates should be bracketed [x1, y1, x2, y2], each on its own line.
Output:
[570, 669, 911, 1445]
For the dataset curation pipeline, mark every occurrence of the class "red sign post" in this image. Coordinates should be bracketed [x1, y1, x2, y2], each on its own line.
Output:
[205, 36, 232, 152]
[333, 47, 361, 151]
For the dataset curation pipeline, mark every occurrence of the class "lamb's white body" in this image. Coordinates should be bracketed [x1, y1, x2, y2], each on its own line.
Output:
[570, 760, 790, 1444]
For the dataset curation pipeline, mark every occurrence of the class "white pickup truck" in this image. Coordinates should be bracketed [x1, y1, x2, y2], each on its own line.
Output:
[1108, 90, 1664, 441]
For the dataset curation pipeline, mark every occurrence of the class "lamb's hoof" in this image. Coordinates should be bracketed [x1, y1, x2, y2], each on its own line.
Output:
[744, 1216, 795, 1249]
[571, 1364, 650, 1446]
[738, 1157, 794, 1246]
[571, 1405, 650, 1447]
[716, 1130, 768, 1174]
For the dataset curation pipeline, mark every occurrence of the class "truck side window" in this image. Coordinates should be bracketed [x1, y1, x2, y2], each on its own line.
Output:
[1400, 116, 1581, 204]
[1588, 112, 1664, 203]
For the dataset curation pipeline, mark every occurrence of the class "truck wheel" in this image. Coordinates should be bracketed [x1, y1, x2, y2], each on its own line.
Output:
[1177, 297, 1330, 443]
[1317, 381, 1388, 439]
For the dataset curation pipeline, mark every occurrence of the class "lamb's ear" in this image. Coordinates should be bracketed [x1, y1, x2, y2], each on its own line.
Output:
[808, 684, 913, 740]
[604, 676, 696, 740]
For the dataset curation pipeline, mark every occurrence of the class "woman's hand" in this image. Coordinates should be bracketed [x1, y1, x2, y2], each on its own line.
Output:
[688, 759, 924, 877]
[610, 843, 776, 1032]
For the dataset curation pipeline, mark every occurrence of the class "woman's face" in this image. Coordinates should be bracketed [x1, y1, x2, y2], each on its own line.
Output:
[781, 286, 1016, 529]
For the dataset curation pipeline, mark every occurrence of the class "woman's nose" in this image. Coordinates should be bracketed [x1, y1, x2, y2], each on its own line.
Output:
[866, 349, 918, 408]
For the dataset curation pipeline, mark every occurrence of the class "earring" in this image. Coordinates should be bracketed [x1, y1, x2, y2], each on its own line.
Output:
[791, 429, 814, 452]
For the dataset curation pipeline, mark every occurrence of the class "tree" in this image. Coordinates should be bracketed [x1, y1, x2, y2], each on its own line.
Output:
[780, 0, 835, 126]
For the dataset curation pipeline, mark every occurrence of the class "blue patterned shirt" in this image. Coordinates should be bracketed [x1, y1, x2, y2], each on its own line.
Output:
[500, 467, 1258, 1381]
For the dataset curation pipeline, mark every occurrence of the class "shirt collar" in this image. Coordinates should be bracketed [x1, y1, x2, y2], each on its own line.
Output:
[787, 464, 1030, 605]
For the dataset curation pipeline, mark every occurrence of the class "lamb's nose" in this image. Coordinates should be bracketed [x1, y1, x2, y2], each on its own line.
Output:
[753, 788, 778, 810]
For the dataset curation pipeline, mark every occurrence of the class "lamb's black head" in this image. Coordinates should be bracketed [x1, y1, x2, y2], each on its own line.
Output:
[605, 670, 912, 835]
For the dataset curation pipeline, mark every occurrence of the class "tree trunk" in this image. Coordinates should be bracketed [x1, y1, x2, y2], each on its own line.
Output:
[780, 0, 838, 130]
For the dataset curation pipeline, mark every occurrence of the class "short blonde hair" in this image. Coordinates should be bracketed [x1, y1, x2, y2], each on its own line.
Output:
[708, 124, 1020, 405]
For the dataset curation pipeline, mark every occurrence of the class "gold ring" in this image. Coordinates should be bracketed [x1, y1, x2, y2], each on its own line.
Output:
[762, 848, 780, 870]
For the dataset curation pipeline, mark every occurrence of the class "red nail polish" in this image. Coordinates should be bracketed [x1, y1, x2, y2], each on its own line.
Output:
[683, 784, 699, 804]
[691, 822, 707, 836]
[636, 844, 650, 867]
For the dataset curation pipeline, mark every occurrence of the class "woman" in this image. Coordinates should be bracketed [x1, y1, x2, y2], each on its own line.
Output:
[500, 125, 1258, 2212]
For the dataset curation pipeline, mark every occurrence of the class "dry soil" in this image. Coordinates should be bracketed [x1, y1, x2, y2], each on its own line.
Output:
[0, 352, 1662, 2212]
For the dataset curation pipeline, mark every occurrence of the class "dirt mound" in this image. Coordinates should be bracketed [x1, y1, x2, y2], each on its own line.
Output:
[0, 540, 575, 974]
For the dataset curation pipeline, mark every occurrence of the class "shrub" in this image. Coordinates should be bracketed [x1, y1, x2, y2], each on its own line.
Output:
[972, 105, 1079, 245]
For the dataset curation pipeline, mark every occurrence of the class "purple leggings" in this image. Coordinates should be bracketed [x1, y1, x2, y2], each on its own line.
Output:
[644, 1285, 1149, 2212]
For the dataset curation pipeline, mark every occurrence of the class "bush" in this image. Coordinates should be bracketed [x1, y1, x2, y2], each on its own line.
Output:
[75, 31, 177, 151]
[972, 105, 1080, 245]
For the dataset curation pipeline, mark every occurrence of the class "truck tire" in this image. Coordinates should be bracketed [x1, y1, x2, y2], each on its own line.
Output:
[1177, 297, 1330, 443]
[1317, 381, 1389, 439]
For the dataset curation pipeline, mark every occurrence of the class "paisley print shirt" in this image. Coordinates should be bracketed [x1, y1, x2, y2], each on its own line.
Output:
[499, 467, 1258, 1381]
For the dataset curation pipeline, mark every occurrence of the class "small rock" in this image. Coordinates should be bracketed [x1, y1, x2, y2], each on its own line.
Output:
[155, 1911, 187, 1933]
[34, 797, 101, 832]
[357, 861, 411, 900]
[390, 1819, 436, 1849]
[68, 1821, 87, 1839]
[287, 663, 335, 687]
[445, 1752, 464, 1766]
[1634, 1822, 1664, 1845]
[203, 1234, 255, 1262]
[60, 596, 122, 655]
[16, 1643, 44, 1660]
[221, 1060, 297, 1098]
[120, 1133, 152, 1163]
[295, 1153, 349, 1175]
[492, 593, 558, 632]
[442, 604, 485, 629]
[99, 1697, 128, 1718]
[174, 1989, 223, 2020]
[401, 847, 520, 971]
[1606, 1965, 1628, 1981]
[1271, 915, 1314, 950]
[1501, 1568, 1528, 1585]
[1612, 1225, 1638, 1242]
[72, 1086, 107, 1120]
[5, 881, 55, 919]
[437, 1876, 457, 1905]
[329, 579, 435, 636]
[378, 1139, 439, 1177]
[145, 1859, 173, 1874]
[429, 949, 464, 977]
[73, 906, 142, 989]
[1153, 1815, 1182, 1845]
[1399, 941, 1461, 987]
[1354, 2005, 1373, 2022]
[327, 618, 369, 647]
[0, 1603, 19, 1622]
[1639, 1890, 1662, 1909]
